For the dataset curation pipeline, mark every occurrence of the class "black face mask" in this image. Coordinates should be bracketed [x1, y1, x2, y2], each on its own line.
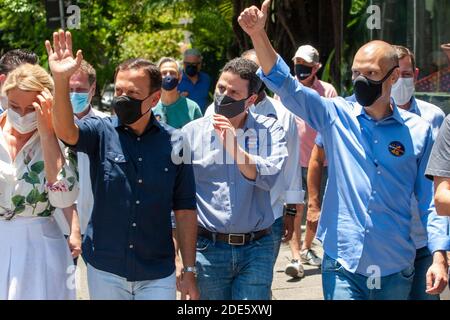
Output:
[162, 75, 178, 91]
[353, 66, 398, 107]
[185, 64, 199, 77]
[112, 94, 151, 125]
[295, 64, 313, 81]
[214, 93, 248, 119]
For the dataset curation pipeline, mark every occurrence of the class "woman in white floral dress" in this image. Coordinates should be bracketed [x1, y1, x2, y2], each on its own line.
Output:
[0, 63, 79, 299]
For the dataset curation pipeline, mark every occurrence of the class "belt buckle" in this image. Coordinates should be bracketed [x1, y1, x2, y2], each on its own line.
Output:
[228, 233, 245, 246]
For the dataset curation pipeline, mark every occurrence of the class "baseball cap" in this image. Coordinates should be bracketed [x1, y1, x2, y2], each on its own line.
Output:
[292, 45, 320, 64]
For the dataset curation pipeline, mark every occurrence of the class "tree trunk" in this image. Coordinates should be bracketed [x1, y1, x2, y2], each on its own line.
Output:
[231, 0, 344, 90]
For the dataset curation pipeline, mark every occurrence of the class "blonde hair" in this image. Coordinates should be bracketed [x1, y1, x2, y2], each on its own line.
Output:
[2, 63, 54, 96]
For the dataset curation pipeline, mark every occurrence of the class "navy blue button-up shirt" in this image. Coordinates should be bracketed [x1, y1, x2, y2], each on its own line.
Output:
[178, 71, 211, 113]
[75, 113, 196, 281]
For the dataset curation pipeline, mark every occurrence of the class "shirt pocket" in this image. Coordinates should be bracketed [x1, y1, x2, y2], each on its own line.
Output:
[104, 151, 128, 181]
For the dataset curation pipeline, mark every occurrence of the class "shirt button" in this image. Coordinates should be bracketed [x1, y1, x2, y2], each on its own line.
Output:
[366, 229, 370, 234]
[374, 140, 378, 144]
[137, 137, 141, 141]
[115, 157, 119, 161]
[132, 223, 137, 227]
[368, 210, 372, 214]
[136, 200, 140, 205]
[377, 171, 381, 175]
[138, 158, 143, 162]
[164, 168, 168, 172]
[138, 179, 143, 184]
[372, 191, 377, 195]
[129, 244, 134, 249]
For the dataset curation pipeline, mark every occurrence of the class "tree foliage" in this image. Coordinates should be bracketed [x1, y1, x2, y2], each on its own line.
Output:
[0, 0, 370, 95]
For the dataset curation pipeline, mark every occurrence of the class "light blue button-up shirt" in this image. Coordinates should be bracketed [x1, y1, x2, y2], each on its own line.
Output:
[181, 112, 288, 234]
[258, 55, 450, 276]
[407, 98, 447, 249]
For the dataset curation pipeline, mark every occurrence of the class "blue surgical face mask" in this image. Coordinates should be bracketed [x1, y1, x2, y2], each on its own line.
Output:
[70, 92, 90, 114]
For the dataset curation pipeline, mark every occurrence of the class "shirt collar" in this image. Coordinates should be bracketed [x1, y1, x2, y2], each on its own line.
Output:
[114, 111, 161, 133]
[243, 109, 257, 131]
[353, 100, 404, 125]
[407, 97, 420, 116]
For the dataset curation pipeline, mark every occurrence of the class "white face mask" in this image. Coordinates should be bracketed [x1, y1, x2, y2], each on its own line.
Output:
[391, 77, 415, 106]
[7, 108, 37, 134]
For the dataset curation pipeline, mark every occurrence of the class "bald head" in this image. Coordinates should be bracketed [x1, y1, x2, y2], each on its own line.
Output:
[241, 49, 260, 66]
[353, 41, 399, 77]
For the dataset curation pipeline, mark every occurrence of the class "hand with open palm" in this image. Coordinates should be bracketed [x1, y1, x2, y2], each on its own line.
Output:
[45, 30, 83, 80]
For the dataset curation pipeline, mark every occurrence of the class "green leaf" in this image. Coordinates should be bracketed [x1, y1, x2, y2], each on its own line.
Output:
[26, 188, 40, 205]
[61, 167, 67, 178]
[30, 161, 45, 174]
[38, 192, 48, 203]
[14, 205, 25, 214]
[12, 195, 25, 207]
[38, 209, 52, 217]
[24, 171, 41, 185]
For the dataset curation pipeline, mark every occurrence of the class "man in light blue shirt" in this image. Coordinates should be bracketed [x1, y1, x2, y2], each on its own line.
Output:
[238, 0, 450, 300]
[181, 57, 288, 300]
[391, 45, 448, 300]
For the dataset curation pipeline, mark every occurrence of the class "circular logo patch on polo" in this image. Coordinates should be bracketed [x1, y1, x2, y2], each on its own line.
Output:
[388, 141, 405, 157]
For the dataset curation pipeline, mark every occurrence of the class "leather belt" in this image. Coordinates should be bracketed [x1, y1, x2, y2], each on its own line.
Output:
[198, 226, 271, 246]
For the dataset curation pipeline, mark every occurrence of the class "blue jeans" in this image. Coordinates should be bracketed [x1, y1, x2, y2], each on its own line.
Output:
[196, 231, 275, 300]
[409, 247, 440, 300]
[87, 264, 176, 300]
[322, 254, 414, 300]
[271, 217, 284, 264]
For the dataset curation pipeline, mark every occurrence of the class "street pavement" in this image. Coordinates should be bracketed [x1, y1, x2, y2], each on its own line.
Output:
[76, 229, 450, 300]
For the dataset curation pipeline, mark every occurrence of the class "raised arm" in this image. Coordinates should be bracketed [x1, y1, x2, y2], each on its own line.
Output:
[45, 30, 83, 146]
[238, 1, 337, 132]
[238, 0, 277, 75]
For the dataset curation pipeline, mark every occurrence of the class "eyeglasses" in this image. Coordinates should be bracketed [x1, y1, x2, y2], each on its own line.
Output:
[183, 62, 200, 66]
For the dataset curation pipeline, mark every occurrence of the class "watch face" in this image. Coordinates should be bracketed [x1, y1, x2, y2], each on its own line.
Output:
[183, 266, 197, 273]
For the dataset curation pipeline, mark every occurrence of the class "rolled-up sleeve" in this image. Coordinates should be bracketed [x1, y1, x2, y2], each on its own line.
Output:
[243, 120, 288, 192]
[284, 114, 304, 204]
[47, 145, 79, 208]
[172, 132, 197, 211]
[426, 116, 450, 180]
[74, 117, 102, 154]
[415, 127, 450, 252]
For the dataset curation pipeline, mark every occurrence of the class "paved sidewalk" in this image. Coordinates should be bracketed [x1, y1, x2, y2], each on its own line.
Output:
[76, 235, 450, 300]
[271, 240, 324, 300]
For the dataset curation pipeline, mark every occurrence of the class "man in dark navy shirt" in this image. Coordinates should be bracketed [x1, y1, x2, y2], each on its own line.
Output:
[46, 30, 199, 300]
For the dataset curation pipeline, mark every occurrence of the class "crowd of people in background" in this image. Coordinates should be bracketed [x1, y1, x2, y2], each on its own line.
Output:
[0, 0, 450, 300]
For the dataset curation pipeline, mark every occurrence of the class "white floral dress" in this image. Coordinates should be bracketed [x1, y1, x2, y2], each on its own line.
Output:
[0, 114, 79, 300]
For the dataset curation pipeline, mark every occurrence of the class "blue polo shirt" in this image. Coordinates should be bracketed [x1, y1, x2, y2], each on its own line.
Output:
[74, 113, 196, 281]
[258, 55, 450, 276]
[178, 71, 211, 113]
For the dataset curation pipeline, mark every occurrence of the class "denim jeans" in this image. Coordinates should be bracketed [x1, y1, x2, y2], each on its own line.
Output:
[271, 217, 284, 264]
[87, 264, 176, 300]
[196, 230, 275, 300]
[322, 254, 414, 300]
[409, 247, 440, 300]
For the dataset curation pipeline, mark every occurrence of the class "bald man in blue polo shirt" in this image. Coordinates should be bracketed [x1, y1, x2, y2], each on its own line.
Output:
[238, 1, 450, 300]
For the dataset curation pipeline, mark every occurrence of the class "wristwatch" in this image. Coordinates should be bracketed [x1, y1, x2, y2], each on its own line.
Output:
[285, 207, 297, 217]
[182, 266, 197, 275]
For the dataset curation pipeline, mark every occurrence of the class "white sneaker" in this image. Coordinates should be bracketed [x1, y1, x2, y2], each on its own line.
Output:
[301, 249, 322, 267]
[285, 259, 305, 278]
